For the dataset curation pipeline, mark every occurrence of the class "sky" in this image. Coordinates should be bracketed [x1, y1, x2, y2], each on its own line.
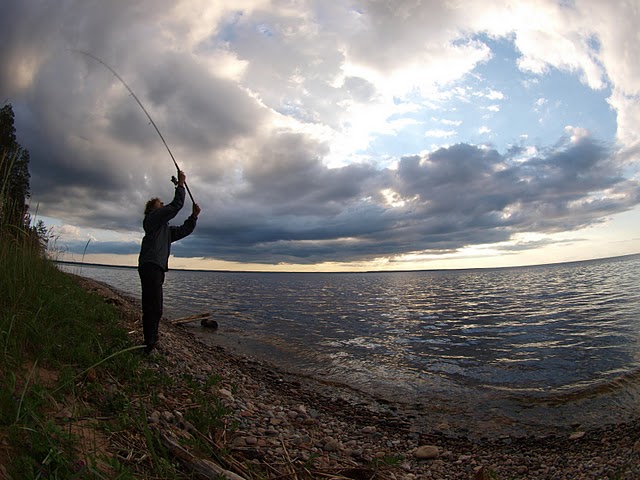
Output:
[1, 0, 639, 272]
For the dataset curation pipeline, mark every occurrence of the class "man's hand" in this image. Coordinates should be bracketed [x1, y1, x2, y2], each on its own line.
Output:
[177, 170, 186, 186]
[192, 203, 201, 219]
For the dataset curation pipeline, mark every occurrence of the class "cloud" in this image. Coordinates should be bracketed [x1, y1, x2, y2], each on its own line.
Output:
[73, 135, 639, 265]
[485, 89, 505, 101]
[2, 0, 639, 268]
[425, 129, 456, 138]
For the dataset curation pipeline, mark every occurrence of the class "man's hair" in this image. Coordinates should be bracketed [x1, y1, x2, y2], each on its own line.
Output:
[144, 198, 161, 215]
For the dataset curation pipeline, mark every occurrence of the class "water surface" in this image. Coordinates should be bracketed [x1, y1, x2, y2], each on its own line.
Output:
[61, 254, 640, 436]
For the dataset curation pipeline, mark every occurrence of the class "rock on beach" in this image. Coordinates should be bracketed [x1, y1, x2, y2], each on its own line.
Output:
[415, 445, 440, 459]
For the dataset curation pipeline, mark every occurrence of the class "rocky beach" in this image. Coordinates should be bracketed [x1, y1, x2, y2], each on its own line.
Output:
[78, 275, 640, 479]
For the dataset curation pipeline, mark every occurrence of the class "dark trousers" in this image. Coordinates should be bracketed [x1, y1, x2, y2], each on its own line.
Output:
[138, 263, 165, 346]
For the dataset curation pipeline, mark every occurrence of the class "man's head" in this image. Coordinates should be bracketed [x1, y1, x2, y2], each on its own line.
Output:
[144, 197, 164, 215]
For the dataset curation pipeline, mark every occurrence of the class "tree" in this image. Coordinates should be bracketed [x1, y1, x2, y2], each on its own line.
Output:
[0, 103, 31, 230]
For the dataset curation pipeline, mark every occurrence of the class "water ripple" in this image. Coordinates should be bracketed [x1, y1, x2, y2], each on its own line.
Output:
[62, 254, 640, 435]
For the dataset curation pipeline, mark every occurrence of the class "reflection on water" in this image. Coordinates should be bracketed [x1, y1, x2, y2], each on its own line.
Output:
[61, 254, 640, 436]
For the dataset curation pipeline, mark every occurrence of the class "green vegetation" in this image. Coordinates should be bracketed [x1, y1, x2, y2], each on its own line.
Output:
[0, 104, 230, 478]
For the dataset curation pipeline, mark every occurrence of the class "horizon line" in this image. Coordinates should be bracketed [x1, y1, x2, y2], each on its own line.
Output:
[52, 251, 640, 275]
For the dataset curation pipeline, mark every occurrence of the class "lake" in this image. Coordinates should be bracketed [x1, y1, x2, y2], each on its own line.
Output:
[60, 254, 640, 437]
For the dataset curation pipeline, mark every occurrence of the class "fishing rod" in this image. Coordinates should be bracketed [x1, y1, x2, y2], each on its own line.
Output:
[71, 49, 196, 204]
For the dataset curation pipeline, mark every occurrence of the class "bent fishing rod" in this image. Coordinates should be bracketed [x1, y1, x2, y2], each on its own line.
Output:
[71, 49, 196, 204]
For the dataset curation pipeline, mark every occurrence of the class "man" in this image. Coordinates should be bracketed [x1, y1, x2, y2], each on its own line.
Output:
[138, 170, 201, 353]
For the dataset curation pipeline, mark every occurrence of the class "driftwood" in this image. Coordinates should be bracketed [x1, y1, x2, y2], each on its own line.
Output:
[172, 313, 211, 325]
[157, 430, 246, 480]
[172, 312, 219, 329]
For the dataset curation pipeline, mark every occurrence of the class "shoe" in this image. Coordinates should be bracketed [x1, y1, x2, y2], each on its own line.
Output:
[144, 341, 158, 355]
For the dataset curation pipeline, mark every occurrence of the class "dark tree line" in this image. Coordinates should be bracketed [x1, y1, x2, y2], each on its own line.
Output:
[1, 103, 47, 248]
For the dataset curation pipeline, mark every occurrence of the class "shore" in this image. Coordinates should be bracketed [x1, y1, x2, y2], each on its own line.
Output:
[77, 275, 640, 479]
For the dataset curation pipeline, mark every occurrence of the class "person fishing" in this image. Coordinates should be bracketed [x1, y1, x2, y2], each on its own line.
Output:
[138, 170, 201, 354]
[72, 51, 202, 353]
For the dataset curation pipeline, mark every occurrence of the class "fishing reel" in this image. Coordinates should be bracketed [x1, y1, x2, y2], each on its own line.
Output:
[169, 173, 195, 204]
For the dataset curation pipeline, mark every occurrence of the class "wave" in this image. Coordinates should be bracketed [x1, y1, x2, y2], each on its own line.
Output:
[528, 367, 640, 406]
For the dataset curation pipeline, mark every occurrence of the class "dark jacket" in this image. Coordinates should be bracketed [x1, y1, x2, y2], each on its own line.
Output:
[138, 185, 197, 271]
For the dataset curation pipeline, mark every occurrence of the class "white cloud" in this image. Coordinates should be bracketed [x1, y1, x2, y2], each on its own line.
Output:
[565, 125, 589, 144]
[57, 225, 81, 238]
[425, 129, 456, 138]
[485, 89, 505, 100]
[607, 90, 640, 150]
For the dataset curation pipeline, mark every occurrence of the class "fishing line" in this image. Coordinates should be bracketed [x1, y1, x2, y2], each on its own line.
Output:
[70, 49, 196, 204]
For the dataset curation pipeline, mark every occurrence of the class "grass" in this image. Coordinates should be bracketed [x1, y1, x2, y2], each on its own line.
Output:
[1, 237, 131, 477]
[0, 166, 231, 478]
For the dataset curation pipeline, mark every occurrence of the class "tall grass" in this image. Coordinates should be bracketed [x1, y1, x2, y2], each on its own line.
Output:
[0, 151, 147, 478]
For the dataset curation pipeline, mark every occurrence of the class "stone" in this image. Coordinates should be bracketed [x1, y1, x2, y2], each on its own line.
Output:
[162, 411, 175, 423]
[415, 445, 439, 460]
[55, 408, 73, 419]
[232, 437, 246, 447]
[569, 431, 586, 440]
[323, 439, 341, 452]
[200, 318, 218, 328]
[218, 388, 234, 400]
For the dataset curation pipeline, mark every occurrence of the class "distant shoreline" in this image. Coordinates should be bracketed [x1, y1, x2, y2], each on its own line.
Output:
[53, 251, 639, 275]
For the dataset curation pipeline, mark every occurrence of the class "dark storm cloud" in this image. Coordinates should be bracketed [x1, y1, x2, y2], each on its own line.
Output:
[239, 132, 382, 215]
[57, 239, 140, 257]
[0, 0, 265, 219]
[141, 52, 264, 153]
[163, 136, 637, 265]
[26, 119, 640, 265]
[495, 237, 586, 253]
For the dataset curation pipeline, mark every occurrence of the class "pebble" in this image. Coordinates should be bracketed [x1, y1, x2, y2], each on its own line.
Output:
[148, 411, 160, 423]
[323, 439, 340, 452]
[415, 445, 440, 459]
